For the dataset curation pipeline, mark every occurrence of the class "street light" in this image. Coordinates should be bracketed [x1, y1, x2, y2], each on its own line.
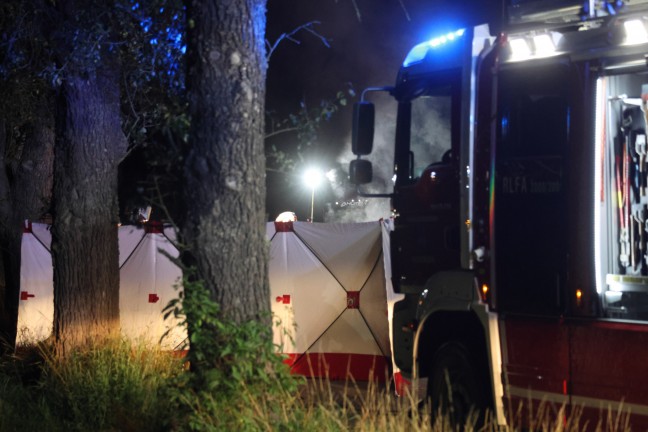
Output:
[303, 168, 323, 222]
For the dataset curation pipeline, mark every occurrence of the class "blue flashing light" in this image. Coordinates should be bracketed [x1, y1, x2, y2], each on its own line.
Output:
[403, 28, 465, 67]
[501, 115, 509, 136]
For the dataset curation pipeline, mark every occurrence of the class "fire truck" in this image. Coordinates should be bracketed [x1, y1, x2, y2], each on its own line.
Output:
[350, 0, 648, 427]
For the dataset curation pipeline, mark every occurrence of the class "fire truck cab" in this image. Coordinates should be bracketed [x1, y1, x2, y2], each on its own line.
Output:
[351, 0, 648, 427]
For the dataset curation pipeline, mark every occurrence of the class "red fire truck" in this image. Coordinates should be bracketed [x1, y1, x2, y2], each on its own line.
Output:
[351, 0, 648, 427]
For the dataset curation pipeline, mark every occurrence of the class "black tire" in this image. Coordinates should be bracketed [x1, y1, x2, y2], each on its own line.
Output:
[427, 341, 489, 429]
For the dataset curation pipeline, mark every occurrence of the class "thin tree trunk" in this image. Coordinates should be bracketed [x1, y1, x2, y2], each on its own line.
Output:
[183, 0, 269, 325]
[51, 64, 126, 353]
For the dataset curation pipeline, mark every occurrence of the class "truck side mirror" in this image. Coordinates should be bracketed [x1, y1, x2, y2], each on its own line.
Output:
[352, 101, 375, 155]
[349, 159, 373, 184]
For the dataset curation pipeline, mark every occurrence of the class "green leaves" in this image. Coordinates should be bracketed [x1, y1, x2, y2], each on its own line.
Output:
[164, 273, 302, 430]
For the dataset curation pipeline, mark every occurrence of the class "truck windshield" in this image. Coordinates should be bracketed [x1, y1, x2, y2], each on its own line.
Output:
[395, 74, 460, 184]
[410, 92, 452, 177]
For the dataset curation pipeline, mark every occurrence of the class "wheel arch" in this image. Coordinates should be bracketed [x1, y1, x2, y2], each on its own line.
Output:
[411, 270, 487, 382]
[415, 311, 488, 377]
[407, 272, 505, 425]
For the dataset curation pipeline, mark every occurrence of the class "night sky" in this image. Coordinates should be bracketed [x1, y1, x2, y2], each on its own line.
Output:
[264, 0, 501, 222]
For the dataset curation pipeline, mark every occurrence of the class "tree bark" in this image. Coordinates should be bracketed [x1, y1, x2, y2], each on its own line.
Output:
[0, 96, 55, 347]
[0, 118, 13, 343]
[51, 62, 126, 353]
[183, 0, 269, 325]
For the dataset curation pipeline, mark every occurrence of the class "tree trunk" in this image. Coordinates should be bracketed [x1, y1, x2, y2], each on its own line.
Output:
[0, 97, 55, 347]
[183, 0, 269, 325]
[51, 64, 127, 353]
[0, 118, 13, 343]
[13, 101, 56, 221]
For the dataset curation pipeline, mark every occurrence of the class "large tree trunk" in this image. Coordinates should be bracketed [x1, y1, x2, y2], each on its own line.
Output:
[51, 63, 127, 353]
[183, 0, 269, 324]
[0, 97, 55, 348]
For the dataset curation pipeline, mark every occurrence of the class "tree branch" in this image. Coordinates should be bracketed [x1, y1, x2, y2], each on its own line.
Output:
[266, 21, 330, 62]
[397, 0, 411, 21]
[264, 126, 300, 140]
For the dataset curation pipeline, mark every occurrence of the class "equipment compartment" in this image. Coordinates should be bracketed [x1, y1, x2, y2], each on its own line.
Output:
[597, 72, 648, 319]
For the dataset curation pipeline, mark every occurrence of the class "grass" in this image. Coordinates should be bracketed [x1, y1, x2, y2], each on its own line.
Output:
[0, 342, 633, 431]
[0, 340, 183, 432]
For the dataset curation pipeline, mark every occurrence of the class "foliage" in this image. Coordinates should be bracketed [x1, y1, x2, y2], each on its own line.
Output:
[0, 0, 53, 161]
[0, 0, 188, 220]
[163, 274, 303, 431]
[266, 85, 356, 174]
[118, 0, 187, 149]
[0, 0, 187, 152]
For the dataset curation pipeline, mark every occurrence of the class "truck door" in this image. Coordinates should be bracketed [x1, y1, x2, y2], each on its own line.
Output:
[494, 62, 571, 415]
[389, 73, 462, 374]
[391, 73, 461, 294]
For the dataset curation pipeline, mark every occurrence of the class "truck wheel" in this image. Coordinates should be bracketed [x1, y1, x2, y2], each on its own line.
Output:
[427, 341, 488, 429]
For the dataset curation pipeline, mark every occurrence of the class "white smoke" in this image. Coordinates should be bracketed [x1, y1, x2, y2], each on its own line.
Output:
[325, 93, 396, 223]
[324, 91, 452, 224]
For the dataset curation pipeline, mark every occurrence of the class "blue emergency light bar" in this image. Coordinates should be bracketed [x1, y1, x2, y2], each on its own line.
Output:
[402, 28, 466, 67]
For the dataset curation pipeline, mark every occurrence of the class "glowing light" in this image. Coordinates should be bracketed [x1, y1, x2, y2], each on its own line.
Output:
[576, 289, 583, 307]
[594, 77, 605, 294]
[304, 168, 324, 222]
[509, 38, 531, 60]
[325, 169, 336, 183]
[403, 44, 429, 66]
[403, 28, 466, 66]
[481, 284, 489, 301]
[533, 34, 555, 56]
[275, 211, 297, 222]
[624, 19, 648, 45]
[303, 168, 323, 189]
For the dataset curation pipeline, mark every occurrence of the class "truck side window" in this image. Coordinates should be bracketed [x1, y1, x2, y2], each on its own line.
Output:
[410, 94, 452, 178]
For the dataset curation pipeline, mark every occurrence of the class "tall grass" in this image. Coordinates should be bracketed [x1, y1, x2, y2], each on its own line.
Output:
[0, 273, 633, 431]
[0, 342, 634, 431]
[0, 340, 183, 432]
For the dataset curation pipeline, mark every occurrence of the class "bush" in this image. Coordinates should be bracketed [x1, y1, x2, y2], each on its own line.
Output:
[165, 276, 303, 431]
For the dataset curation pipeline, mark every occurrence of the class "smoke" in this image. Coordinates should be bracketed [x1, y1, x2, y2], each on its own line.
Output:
[324, 92, 452, 224]
[410, 96, 451, 176]
[324, 94, 396, 223]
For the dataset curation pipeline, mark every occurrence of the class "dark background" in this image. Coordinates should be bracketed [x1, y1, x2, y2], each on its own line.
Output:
[118, 1, 503, 225]
[264, 0, 502, 222]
